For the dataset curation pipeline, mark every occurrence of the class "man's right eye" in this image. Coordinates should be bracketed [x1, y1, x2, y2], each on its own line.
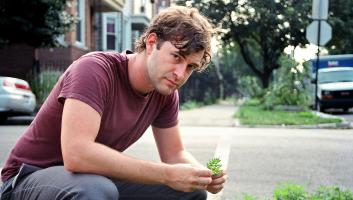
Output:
[172, 53, 181, 61]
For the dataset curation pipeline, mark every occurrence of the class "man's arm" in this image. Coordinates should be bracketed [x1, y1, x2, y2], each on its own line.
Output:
[61, 98, 211, 192]
[152, 125, 202, 166]
[152, 125, 227, 194]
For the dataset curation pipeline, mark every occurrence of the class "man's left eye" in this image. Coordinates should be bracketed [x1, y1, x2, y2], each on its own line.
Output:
[187, 64, 197, 71]
[173, 54, 180, 61]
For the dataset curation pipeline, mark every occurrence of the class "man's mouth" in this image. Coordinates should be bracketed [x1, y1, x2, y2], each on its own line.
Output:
[165, 79, 178, 87]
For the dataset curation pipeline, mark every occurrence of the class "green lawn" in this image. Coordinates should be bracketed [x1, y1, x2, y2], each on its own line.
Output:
[235, 104, 342, 126]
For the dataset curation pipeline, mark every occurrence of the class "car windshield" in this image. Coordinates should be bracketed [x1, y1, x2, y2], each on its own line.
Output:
[319, 70, 353, 83]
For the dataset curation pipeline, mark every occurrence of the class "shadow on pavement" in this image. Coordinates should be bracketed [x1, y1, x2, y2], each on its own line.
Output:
[0, 116, 34, 126]
[324, 109, 353, 115]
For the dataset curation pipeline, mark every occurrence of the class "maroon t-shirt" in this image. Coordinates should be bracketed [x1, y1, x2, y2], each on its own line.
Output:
[1, 51, 179, 182]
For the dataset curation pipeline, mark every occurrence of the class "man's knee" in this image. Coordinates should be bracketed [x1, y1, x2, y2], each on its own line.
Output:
[72, 174, 119, 200]
[183, 189, 207, 200]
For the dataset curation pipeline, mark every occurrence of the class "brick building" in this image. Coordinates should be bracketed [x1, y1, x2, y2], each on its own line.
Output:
[0, 0, 171, 80]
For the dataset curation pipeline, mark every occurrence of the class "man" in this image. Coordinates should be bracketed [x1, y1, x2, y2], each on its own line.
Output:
[0, 6, 226, 200]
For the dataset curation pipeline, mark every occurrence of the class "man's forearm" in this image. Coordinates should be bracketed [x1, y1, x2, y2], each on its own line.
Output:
[163, 150, 205, 168]
[63, 142, 213, 193]
[63, 141, 170, 185]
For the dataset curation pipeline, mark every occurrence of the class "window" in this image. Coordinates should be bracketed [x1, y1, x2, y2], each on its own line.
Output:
[102, 12, 122, 51]
[75, 0, 85, 46]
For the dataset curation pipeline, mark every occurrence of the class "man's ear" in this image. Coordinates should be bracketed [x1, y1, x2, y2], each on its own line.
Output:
[146, 33, 158, 54]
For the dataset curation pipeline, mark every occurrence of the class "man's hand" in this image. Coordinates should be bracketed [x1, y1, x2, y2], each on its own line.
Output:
[206, 171, 227, 194]
[165, 163, 213, 192]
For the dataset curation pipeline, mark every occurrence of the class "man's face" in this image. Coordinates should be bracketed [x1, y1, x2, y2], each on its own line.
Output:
[146, 40, 204, 95]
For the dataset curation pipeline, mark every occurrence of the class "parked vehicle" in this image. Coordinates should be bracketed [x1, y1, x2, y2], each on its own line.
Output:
[0, 76, 36, 122]
[314, 67, 353, 112]
[308, 54, 353, 113]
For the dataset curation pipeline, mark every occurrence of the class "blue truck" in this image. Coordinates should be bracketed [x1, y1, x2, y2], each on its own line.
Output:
[309, 54, 353, 112]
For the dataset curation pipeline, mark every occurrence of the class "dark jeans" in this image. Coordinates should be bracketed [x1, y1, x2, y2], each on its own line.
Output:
[0, 165, 207, 200]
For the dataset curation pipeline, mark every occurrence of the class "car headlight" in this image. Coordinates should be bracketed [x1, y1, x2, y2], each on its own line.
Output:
[321, 90, 333, 100]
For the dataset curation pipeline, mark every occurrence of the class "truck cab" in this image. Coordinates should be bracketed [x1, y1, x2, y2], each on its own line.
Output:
[310, 54, 353, 112]
[315, 67, 353, 112]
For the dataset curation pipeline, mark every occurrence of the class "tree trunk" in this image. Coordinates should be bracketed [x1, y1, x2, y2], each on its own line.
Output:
[212, 55, 225, 99]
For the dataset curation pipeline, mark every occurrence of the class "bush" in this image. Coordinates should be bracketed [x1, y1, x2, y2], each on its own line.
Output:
[238, 76, 265, 99]
[180, 100, 204, 110]
[238, 183, 353, 200]
[29, 69, 63, 109]
[312, 186, 353, 200]
[262, 55, 312, 110]
[273, 183, 309, 200]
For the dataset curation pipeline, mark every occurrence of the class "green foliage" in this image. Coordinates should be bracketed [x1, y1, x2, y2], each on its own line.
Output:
[312, 186, 353, 200]
[176, 0, 312, 88]
[238, 183, 353, 200]
[29, 69, 62, 109]
[262, 55, 312, 110]
[238, 76, 265, 99]
[273, 183, 308, 200]
[327, 0, 353, 54]
[180, 100, 204, 110]
[179, 64, 223, 105]
[207, 158, 222, 176]
[235, 101, 342, 126]
[243, 98, 261, 107]
[0, 0, 74, 48]
[241, 194, 259, 200]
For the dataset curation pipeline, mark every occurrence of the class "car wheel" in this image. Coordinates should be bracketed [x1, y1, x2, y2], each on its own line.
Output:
[0, 115, 8, 124]
[317, 102, 325, 113]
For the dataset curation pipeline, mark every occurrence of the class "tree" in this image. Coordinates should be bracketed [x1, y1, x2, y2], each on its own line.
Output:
[327, 0, 353, 54]
[0, 0, 74, 48]
[176, 0, 311, 88]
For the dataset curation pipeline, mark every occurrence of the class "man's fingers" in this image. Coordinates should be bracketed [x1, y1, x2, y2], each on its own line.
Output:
[196, 168, 212, 177]
[192, 176, 212, 186]
[209, 177, 226, 185]
[212, 170, 226, 178]
[207, 184, 224, 194]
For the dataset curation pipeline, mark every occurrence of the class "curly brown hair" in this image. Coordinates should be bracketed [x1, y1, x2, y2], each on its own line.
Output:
[135, 6, 214, 72]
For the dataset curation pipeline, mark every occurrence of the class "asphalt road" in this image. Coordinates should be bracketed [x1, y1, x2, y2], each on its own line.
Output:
[1, 125, 353, 200]
[325, 108, 353, 123]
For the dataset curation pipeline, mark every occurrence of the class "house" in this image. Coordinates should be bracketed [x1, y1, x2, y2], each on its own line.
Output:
[0, 0, 171, 80]
[37, 0, 126, 71]
[38, 0, 171, 71]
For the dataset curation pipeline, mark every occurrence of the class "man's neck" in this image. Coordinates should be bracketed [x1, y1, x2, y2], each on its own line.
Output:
[127, 52, 154, 95]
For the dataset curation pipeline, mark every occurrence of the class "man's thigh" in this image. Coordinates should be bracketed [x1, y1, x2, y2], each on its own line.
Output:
[113, 181, 207, 200]
[9, 166, 118, 200]
[7, 166, 206, 200]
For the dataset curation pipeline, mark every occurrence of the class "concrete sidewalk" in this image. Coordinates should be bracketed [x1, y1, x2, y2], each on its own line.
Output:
[179, 103, 238, 127]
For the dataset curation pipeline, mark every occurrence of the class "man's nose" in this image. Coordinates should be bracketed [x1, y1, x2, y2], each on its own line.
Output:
[173, 63, 187, 80]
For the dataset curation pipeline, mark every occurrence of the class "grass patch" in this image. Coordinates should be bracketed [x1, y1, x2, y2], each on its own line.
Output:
[180, 100, 204, 110]
[237, 183, 353, 200]
[235, 103, 342, 126]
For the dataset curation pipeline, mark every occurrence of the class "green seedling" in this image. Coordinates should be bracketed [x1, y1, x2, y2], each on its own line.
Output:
[207, 158, 222, 176]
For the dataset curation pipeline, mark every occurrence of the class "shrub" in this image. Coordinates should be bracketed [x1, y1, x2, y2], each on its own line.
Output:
[238, 76, 265, 99]
[238, 183, 353, 200]
[180, 100, 204, 110]
[262, 55, 312, 110]
[29, 69, 63, 109]
[273, 183, 309, 200]
[311, 186, 353, 200]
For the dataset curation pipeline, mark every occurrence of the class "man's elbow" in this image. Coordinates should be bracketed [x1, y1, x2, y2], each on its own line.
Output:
[62, 148, 85, 172]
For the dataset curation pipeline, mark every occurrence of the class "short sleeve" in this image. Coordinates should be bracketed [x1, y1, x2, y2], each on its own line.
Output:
[152, 91, 179, 128]
[58, 56, 110, 116]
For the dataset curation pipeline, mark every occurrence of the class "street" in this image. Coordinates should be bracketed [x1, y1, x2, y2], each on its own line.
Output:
[324, 108, 353, 124]
[1, 124, 353, 200]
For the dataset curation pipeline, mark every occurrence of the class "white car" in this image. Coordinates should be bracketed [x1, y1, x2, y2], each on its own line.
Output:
[315, 67, 353, 112]
[0, 76, 36, 122]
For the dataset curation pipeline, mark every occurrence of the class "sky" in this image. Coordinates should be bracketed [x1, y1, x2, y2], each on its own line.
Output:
[284, 44, 329, 63]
